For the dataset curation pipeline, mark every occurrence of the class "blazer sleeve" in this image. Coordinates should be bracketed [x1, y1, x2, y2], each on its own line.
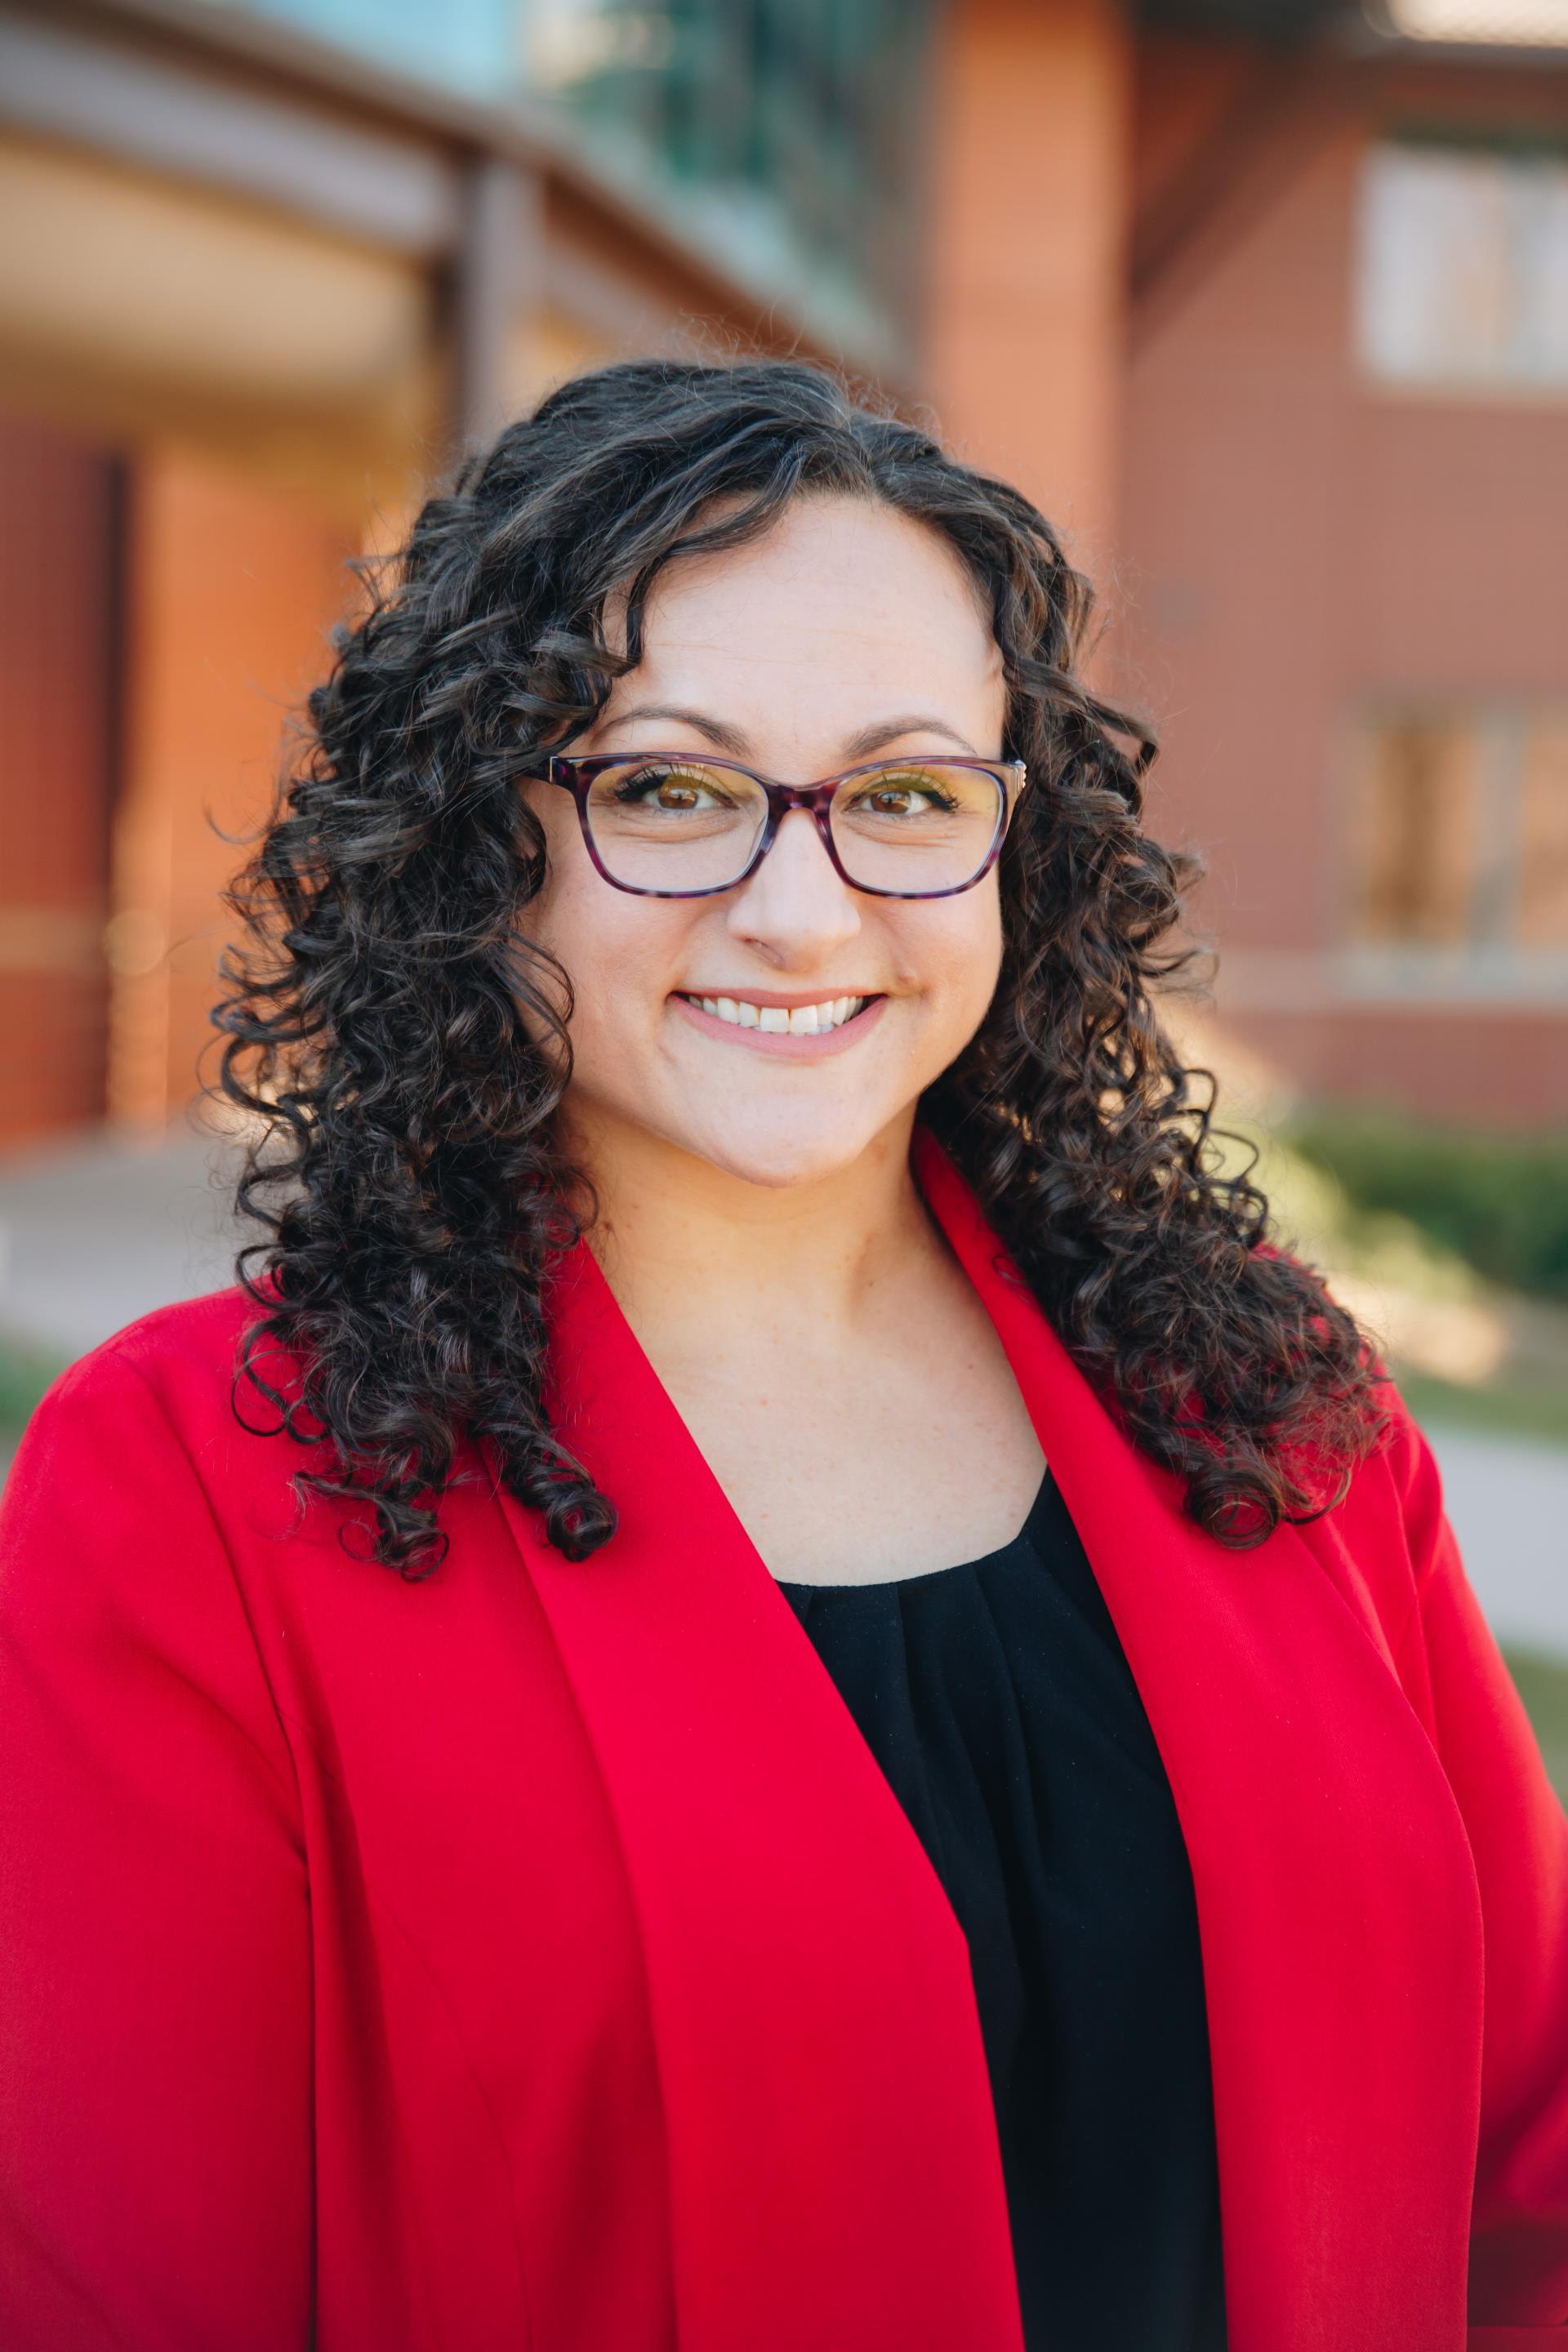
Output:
[0, 1343, 313, 2350]
[1388, 1403, 1568, 2333]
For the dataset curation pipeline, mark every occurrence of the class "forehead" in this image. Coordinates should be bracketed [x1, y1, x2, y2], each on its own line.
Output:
[599, 494, 1003, 724]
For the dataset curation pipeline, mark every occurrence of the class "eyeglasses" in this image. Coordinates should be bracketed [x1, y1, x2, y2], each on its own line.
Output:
[528, 752, 1027, 901]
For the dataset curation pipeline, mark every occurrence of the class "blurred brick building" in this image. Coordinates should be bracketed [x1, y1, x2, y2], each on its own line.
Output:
[933, 0, 1568, 1127]
[1, 0, 1565, 1148]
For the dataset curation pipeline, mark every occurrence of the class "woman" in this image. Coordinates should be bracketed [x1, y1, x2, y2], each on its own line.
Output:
[0, 359, 1563, 2352]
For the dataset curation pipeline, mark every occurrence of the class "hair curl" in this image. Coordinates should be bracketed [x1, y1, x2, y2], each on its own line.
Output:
[216, 355, 1387, 1577]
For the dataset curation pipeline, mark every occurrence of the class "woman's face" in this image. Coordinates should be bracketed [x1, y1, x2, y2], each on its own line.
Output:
[519, 492, 1013, 1189]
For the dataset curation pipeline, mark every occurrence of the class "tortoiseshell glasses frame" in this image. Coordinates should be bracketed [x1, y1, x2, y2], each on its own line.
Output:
[526, 751, 1029, 902]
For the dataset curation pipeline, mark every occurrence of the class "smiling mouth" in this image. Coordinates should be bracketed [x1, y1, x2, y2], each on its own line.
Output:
[675, 992, 878, 1036]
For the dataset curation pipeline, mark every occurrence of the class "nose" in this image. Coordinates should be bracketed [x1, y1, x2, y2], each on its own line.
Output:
[726, 806, 862, 965]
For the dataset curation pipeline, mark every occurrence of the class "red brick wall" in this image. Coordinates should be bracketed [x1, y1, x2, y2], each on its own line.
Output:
[0, 415, 118, 1148]
[1118, 42, 1568, 1128]
[924, 0, 1132, 574]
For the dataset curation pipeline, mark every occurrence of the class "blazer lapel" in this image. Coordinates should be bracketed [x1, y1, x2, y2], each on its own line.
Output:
[497, 1230, 1025, 2352]
[498, 1129, 1485, 2352]
[911, 1127, 1486, 2352]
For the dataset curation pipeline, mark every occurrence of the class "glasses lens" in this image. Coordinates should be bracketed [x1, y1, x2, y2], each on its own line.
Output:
[584, 759, 767, 892]
[829, 763, 1005, 895]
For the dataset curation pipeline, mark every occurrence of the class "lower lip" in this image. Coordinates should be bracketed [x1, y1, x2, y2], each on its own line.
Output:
[670, 995, 888, 1058]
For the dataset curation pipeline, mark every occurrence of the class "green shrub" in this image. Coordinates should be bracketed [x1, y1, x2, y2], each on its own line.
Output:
[0, 1331, 69, 1440]
[1502, 1647, 1568, 1807]
[1283, 1111, 1568, 1304]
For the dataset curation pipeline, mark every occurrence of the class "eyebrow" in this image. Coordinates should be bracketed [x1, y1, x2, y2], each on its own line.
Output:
[596, 702, 982, 760]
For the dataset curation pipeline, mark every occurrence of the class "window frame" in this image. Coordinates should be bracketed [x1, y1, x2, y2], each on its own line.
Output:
[1334, 696, 1568, 1004]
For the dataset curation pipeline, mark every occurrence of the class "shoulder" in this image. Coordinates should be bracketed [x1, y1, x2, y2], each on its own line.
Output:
[9, 1286, 287, 1526]
[0, 1290, 306, 1816]
[69, 1282, 261, 1387]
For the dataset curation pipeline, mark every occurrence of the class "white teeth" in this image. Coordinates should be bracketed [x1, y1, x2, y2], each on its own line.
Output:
[687, 994, 870, 1031]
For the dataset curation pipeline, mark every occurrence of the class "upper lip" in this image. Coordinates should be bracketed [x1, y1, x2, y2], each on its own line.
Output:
[674, 987, 881, 1008]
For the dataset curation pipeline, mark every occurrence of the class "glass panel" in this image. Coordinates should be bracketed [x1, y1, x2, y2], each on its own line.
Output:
[198, 0, 526, 97]
[1359, 146, 1515, 381]
[830, 762, 1003, 894]
[200, 2, 935, 345]
[1356, 140, 1568, 388]
[1518, 714, 1568, 947]
[1520, 169, 1568, 380]
[1348, 715, 1479, 945]
[1383, 0, 1568, 38]
[585, 757, 767, 889]
[528, 0, 938, 340]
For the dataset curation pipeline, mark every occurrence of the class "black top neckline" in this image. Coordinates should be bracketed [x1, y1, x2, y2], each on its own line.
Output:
[775, 1465, 1227, 2350]
[774, 1464, 1057, 1597]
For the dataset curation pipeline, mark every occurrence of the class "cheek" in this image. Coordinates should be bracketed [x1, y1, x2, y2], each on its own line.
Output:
[527, 866, 703, 1081]
[522, 798, 653, 1000]
[906, 892, 1005, 1036]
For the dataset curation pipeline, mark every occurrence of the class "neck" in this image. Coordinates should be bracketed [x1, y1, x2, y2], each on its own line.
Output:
[563, 1103, 938, 1341]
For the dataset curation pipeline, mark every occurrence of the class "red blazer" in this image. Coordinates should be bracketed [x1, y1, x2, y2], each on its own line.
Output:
[1, 1130, 1565, 2351]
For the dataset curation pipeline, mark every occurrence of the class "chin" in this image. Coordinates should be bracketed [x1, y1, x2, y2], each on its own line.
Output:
[678, 1101, 900, 1191]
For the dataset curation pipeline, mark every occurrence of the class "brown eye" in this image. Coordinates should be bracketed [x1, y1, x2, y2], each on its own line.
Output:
[613, 764, 736, 812]
[853, 770, 959, 819]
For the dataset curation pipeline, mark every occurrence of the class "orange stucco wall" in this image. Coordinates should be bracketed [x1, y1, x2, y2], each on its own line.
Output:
[924, 0, 1131, 577]
[110, 452, 356, 1129]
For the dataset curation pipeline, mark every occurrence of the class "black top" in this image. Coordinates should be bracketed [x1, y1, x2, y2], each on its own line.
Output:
[777, 1468, 1227, 2352]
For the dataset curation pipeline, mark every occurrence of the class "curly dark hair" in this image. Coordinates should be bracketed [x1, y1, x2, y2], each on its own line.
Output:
[216, 354, 1387, 1578]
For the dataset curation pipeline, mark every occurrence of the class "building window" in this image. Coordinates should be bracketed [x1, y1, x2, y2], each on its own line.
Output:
[193, 0, 528, 97]
[197, 2, 937, 354]
[528, 0, 938, 348]
[1355, 138, 1568, 390]
[1343, 706, 1568, 991]
[1379, 0, 1568, 43]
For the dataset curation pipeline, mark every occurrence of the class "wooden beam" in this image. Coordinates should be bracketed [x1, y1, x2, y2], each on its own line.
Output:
[452, 158, 544, 458]
[0, 8, 460, 256]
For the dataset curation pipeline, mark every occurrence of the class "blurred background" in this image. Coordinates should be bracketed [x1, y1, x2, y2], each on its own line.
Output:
[0, 0, 1564, 1780]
